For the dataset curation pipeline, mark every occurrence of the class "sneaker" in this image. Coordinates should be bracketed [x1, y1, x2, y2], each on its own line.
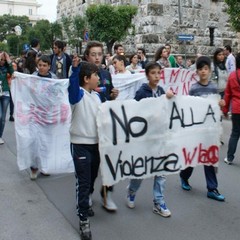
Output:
[153, 203, 171, 217]
[224, 158, 233, 165]
[40, 171, 51, 176]
[30, 168, 38, 180]
[0, 138, 4, 145]
[79, 219, 92, 240]
[180, 178, 192, 191]
[207, 189, 225, 201]
[127, 193, 136, 209]
[102, 192, 117, 211]
[88, 207, 94, 217]
[9, 115, 14, 122]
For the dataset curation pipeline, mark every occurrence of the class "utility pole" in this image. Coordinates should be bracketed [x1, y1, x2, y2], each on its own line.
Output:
[178, 0, 182, 25]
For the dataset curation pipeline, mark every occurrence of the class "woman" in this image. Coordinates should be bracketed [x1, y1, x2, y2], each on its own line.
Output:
[0, 51, 14, 144]
[126, 53, 142, 73]
[112, 55, 131, 74]
[154, 46, 170, 68]
[212, 48, 228, 98]
[23, 50, 37, 74]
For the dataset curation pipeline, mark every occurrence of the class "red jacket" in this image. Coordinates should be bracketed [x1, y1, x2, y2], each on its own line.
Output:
[223, 69, 240, 114]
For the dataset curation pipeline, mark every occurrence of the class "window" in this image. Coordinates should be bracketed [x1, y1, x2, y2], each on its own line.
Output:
[209, 27, 215, 46]
[29, 9, 32, 15]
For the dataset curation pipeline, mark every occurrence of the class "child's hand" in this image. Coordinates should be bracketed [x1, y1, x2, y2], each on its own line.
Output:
[219, 99, 225, 107]
[166, 90, 175, 99]
[72, 54, 81, 67]
[110, 88, 119, 99]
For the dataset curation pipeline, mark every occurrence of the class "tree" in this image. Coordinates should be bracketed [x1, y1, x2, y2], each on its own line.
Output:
[85, 4, 138, 54]
[225, 0, 240, 32]
[61, 15, 87, 54]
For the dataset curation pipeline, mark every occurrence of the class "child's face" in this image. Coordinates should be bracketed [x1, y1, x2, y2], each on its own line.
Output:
[86, 47, 103, 67]
[197, 65, 211, 81]
[37, 60, 50, 76]
[147, 67, 161, 88]
[87, 72, 100, 90]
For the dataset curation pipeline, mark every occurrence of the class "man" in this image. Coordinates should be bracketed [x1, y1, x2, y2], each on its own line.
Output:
[175, 55, 185, 68]
[83, 41, 119, 212]
[50, 40, 72, 79]
[30, 38, 41, 54]
[137, 48, 148, 69]
[224, 45, 236, 74]
[165, 43, 176, 68]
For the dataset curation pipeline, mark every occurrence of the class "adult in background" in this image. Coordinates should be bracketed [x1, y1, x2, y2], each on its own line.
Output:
[165, 43, 176, 68]
[0, 51, 14, 144]
[50, 40, 72, 79]
[155, 46, 170, 69]
[30, 38, 41, 54]
[137, 47, 148, 69]
[23, 50, 37, 74]
[212, 48, 228, 98]
[221, 52, 240, 165]
[175, 55, 185, 68]
[224, 45, 236, 74]
[126, 53, 142, 73]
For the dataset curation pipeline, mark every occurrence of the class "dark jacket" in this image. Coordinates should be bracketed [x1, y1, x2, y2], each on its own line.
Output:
[134, 83, 165, 101]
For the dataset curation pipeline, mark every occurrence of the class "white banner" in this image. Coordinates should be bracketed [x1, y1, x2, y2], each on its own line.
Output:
[112, 68, 198, 99]
[11, 72, 74, 173]
[97, 95, 221, 186]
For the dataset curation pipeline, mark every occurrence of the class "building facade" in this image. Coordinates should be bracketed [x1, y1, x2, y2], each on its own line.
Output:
[56, 0, 240, 55]
[0, 0, 43, 25]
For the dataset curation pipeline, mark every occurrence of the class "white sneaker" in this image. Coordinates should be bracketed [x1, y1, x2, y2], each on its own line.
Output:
[127, 193, 136, 209]
[153, 203, 171, 218]
[224, 158, 233, 165]
[0, 138, 4, 145]
[30, 169, 38, 180]
[102, 192, 117, 211]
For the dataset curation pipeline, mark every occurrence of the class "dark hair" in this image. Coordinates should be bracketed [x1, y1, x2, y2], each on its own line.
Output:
[83, 41, 103, 59]
[145, 62, 162, 76]
[129, 53, 138, 63]
[196, 56, 211, 70]
[78, 61, 99, 87]
[235, 52, 240, 69]
[137, 47, 146, 55]
[37, 55, 51, 65]
[213, 48, 224, 64]
[154, 46, 166, 62]
[224, 45, 232, 53]
[31, 38, 39, 48]
[165, 43, 171, 49]
[114, 44, 123, 51]
[54, 40, 64, 51]
[24, 50, 37, 74]
[112, 54, 127, 67]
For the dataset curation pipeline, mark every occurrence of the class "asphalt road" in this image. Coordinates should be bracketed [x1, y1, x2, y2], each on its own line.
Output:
[1, 118, 239, 240]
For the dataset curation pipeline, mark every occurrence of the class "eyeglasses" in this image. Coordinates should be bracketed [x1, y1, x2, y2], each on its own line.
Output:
[89, 52, 103, 57]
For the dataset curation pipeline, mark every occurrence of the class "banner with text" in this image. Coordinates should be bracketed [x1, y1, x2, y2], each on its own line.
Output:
[11, 72, 74, 173]
[97, 95, 221, 186]
[112, 68, 198, 99]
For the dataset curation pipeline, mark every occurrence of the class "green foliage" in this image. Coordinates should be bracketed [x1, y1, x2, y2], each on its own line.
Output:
[225, 0, 240, 32]
[86, 4, 138, 53]
[0, 42, 9, 52]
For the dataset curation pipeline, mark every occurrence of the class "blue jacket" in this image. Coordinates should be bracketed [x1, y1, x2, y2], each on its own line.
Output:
[134, 83, 165, 101]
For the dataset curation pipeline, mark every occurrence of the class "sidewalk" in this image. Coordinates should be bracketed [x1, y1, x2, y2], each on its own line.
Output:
[0, 121, 79, 240]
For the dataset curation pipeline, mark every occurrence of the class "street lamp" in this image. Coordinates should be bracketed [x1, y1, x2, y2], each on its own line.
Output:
[14, 25, 22, 56]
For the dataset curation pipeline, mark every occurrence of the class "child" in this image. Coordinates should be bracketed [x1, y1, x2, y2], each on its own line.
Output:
[32, 55, 57, 79]
[69, 60, 101, 240]
[127, 62, 174, 218]
[29, 55, 58, 180]
[180, 56, 225, 201]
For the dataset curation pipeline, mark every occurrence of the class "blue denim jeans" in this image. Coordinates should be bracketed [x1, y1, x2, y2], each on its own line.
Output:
[0, 95, 10, 138]
[128, 175, 166, 205]
[227, 113, 240, 161]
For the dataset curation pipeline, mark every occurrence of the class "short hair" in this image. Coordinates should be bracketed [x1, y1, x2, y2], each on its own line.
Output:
[31, 38, 39, 48]
[196, 56, 211, 70]
[224, 45, 232, 53]
[84, 41, 103, 58]
[37, 55, 51, 65]
[137, 47, 146, 55]
[78, 61, 99, 87]
[165, 43, 171, 49]
[112, 54, 127, 67]
[114, 44, 123, 51]
[145, 62, 162, 76]
[54, 40, 64, 51]
[235, 52, 240, 69]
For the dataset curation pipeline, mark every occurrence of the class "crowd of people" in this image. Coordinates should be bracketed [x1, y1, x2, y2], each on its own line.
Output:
[0, 38, 240, 240]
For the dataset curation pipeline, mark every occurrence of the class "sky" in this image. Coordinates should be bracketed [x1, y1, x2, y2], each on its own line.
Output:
[37, 0, 58, 22]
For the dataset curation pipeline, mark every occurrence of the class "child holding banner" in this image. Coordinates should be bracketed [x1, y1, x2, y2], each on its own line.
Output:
[180, 56, 225, 201]
[69, 60, 101, 240]
[127, 62, 174, 217]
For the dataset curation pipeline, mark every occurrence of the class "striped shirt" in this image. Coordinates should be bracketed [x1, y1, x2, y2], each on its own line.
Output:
[189, 81, 218, 97]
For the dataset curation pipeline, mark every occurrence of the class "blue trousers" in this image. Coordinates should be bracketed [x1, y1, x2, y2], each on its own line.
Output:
[0, 95, 10, 138]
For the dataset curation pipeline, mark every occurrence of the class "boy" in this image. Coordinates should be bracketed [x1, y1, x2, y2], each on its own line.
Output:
[69, 60, 101, 240]
[83, 41, 118, 212]
[127, 62, 174, 217]
[180, 56, 225, 201]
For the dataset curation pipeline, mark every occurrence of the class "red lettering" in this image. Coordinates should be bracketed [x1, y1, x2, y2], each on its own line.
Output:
[182, 146, 198, 165]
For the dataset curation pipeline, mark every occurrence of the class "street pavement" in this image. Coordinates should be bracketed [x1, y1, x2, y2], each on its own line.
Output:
[0, 117, 239, 240]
